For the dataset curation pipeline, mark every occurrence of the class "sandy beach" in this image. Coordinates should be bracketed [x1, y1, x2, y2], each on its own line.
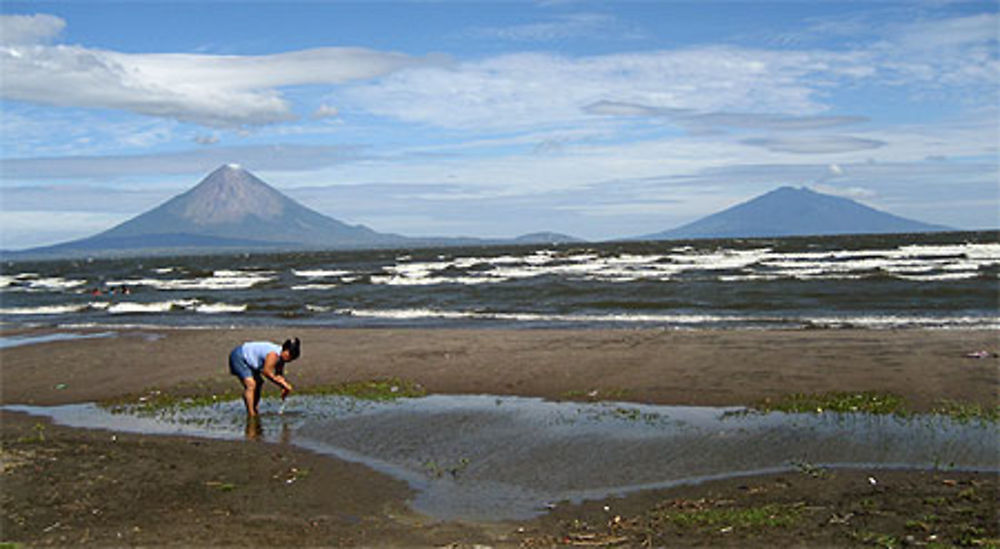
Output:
[2, 327, 998, 546]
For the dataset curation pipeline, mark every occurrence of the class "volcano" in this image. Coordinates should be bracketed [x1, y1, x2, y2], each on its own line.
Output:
[34, 164, 407, 253]
[639, 186, 951, 240]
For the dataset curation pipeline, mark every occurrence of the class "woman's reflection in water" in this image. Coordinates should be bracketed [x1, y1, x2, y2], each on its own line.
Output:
[244, 415, 293, 443]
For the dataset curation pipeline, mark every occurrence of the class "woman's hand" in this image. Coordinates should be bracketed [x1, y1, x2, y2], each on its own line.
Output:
[281, 383, 293, 399]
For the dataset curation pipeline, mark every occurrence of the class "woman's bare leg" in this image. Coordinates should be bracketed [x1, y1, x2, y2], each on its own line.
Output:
[241, 376, 258, 417]
[252, 375, 263, 414]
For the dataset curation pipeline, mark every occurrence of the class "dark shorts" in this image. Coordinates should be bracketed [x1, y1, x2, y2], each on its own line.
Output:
[228, 347, 261, 381]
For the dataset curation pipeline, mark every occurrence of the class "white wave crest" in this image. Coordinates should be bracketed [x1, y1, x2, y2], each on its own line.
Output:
[292, 269, 352, 278]
[107, 301, 192, 314]
[194, 303, 247, 314]
[338, 307, 999, 329]
[4, 277, 89, 292]
[108, 269, 274, 291]
[0, 304, 87, 315]
[291, 283, 340, 291]
[354, 241, 999, 285]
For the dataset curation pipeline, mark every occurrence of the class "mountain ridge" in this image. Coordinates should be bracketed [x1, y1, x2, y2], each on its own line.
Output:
[5, 168, 957, 259]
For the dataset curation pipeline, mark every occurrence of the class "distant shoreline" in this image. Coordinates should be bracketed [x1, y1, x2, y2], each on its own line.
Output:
[5, 228, 994, 262]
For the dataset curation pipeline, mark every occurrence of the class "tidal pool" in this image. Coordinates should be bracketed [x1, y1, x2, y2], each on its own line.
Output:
[6, 395, 998, 521]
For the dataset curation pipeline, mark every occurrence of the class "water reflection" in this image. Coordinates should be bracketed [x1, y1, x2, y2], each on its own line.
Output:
[5, 395, 998, 521]
[244, 416, 263, 441]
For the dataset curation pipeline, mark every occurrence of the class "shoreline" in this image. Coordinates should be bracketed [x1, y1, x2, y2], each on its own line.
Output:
[2, 327, 997, 546]
[2, 326, 996, 409]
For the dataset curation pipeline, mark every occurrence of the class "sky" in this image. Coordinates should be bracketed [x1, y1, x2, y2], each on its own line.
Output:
[1, 0, 997, 249]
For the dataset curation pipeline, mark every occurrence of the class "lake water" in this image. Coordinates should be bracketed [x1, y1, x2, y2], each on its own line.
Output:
[3, 230, 998, 331]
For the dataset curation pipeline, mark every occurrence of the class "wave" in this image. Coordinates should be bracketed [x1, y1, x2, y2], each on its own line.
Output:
[0, 304, 88, 315]
[107, 269, 275, 291]
[339, 307, 1000, 330]
[291, 269, 352, 278]
[357, 242, 1000, 285]
[2, 275, 88, 292]
[0, 300, 250, 316]
[107, 300, 199, 314]
[194, 303, 248, 314]
[107, 300, 247, 314]
[291, 283, 340, 291]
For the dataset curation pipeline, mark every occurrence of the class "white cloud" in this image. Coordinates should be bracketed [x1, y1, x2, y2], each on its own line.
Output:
[1, 143, 365, 180]
[583, 100, 868, 133]
[0, 109, 182, 157]
[810, 183, 876, 200]
[891, 13, 998, 51]
[2, 11, 994, 138]
[193, 134, 220, 145]
[339, 12, 997, 132]
[872, 13, 1000, 91]
[0, 13, 65, 45]
[343, 48, 843, 131]
[312, 104, 340, 119]
[0, 14, 449, 128]
[742, 135, 886, 154]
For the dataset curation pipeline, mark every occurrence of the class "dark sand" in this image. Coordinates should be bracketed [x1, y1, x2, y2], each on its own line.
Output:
[2, 327, 997, 546]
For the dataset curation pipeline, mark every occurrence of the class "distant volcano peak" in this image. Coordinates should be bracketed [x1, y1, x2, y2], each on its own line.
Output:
[181, 164, 284, 224]
[83, 164, 401, 248]
[640, 185, 950, 240]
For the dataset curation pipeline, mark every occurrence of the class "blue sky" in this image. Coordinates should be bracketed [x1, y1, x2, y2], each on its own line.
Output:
[1, 1, 997, 249]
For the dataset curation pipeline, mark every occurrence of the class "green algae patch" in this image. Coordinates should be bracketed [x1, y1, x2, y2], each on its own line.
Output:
[101, 388, 241, 416]
[742, 391, 999, 425]
[300, 378, 426, 401]
[100, 377, 426, 415]
[654, 502, 804, 530]
[561, 387, 630, 402]
[751, 391, 908, 416]
[930, 400, 1000, 424]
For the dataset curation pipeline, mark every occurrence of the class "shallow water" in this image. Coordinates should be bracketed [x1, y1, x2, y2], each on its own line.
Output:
[0, 331, 115, 349]
[6, 395, 998, 521]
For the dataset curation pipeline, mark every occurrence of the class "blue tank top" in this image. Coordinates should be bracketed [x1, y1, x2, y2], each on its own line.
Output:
[238, 341, 282, 371]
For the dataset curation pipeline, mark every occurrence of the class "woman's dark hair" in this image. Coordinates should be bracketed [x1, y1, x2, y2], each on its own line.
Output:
[282, 337, 301, 360]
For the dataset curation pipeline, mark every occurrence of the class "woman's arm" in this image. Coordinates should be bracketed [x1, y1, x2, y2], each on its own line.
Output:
[261, 352, 293, 395]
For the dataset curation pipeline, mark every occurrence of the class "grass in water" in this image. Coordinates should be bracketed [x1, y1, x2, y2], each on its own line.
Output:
[930, 399, 1000, 424]
[751, 391, 908, 416]
[561, 387, 630, 401]
[737, 391, 999, 426]
[302, 378, 426, 401]
[102, 388, 241, 416]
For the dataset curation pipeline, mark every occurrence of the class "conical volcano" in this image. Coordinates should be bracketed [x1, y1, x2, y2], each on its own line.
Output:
[49, 164, 405, 252]
[640, 186, 950, 240]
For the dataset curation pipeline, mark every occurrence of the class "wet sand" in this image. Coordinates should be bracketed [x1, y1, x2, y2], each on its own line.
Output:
[3, 327, 997, 409]
[2, 327, 998, 546]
